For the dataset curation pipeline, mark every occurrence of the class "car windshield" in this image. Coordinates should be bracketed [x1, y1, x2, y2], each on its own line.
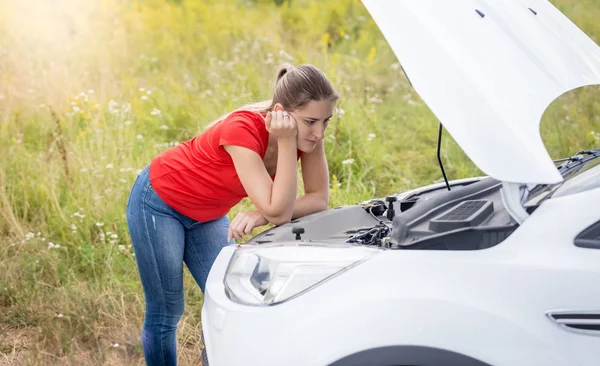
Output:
[525, 153, 600, 207]
[552, 156, 600, 198]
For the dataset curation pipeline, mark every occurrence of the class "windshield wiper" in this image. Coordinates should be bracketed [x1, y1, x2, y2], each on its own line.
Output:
[528, 148, 599, 198]
[528, 148, 600, 204]
[554, 148, 600, 168]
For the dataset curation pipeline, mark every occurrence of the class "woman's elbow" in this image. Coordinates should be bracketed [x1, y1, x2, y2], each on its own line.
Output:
[268, 213, 293, 226]
[317, 194, 329, 212]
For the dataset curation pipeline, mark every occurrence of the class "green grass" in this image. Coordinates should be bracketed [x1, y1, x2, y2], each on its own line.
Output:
[1, 0, 599, 364]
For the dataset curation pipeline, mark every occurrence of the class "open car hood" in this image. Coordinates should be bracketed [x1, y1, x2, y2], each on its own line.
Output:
[362, 0, 600, 184]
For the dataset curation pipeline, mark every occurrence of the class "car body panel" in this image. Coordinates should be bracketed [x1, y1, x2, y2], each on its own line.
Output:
[202, 186, 600, 366]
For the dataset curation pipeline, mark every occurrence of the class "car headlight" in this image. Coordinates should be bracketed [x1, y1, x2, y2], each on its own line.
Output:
[224, 242, 380, 306]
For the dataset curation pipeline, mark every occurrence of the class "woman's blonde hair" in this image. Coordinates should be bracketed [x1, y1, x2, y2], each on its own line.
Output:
[206, 64, 339, 129]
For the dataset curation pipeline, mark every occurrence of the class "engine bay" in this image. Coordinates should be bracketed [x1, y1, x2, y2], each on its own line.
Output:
[247, 177, 519, 251]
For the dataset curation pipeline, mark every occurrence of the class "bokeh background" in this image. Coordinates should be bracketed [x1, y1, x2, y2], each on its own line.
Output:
[1, 0, 599, 364]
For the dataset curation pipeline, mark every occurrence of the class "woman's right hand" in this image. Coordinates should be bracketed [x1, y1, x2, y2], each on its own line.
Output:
[265, 110, 297, 140]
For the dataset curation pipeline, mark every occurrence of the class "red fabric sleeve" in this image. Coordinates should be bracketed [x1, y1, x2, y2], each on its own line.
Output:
[218, 111, 265, 156]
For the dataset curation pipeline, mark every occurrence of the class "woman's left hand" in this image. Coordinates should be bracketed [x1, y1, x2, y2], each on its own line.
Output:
[228, 210, 269, 242]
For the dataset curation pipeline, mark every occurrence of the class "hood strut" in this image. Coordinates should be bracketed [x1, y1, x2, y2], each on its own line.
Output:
[437, 123, 451, 191]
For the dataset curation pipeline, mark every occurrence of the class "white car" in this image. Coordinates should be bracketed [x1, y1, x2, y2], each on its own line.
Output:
[201, 1, 600, 365]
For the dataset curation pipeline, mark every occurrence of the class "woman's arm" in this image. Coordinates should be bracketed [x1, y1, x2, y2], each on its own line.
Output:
[227, 135, 330, 241]
[224, 111, 298, 226]
[292, 138, 329, 218]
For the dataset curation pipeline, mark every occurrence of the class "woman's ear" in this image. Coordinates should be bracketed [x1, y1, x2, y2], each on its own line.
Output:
[273, 103, 284, 112]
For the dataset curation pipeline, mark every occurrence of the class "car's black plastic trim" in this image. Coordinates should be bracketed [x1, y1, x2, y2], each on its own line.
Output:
[391, 177, 501, 246]
[328, 345, 491, 366]
[575, 220, 600, 249]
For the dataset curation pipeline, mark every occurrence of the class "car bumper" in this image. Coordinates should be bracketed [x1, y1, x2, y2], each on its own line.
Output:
[201, 245, 332, 366]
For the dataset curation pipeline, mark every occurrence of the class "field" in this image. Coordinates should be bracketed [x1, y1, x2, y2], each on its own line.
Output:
[1, 0, 599, 364]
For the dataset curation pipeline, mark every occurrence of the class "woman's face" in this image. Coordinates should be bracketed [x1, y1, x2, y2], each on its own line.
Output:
[287, 100, 335, 153]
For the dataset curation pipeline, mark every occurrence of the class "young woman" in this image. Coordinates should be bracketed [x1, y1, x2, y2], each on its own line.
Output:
[126, 64, 339, 365]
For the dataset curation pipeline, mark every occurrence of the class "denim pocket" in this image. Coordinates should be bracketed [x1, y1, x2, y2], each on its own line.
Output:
[143, 184, 173, 215]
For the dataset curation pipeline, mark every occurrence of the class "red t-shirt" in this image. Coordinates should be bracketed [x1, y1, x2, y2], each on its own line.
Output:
[149, 110, 301, 222]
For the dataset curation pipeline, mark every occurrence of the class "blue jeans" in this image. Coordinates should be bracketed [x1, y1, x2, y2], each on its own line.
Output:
[126, 165, 233, 366]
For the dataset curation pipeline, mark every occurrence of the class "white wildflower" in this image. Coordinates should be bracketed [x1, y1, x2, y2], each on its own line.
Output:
[139, 88, 146, 92]
[160, 125, 169, 130]
[141, 95, 148, 100]
[105, 164, 114, 169]
[150, 108, 161, 116]
[118, 245, 126, 251]
[96, 222, 104, 227]
[113, 343, 119, 348]
[368, 133, 376, 141]
[57, 313, 64, 318]
[108, 100, 120, 114]
[136, 134, 144, 140]
[278, 49, 294, 61]
[146, 90, 152, 95]
[76, 92, 88, 102]
[110, 234, 118, 239]
[119, 179, 127, 183]
[342, 158, 355, 165]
